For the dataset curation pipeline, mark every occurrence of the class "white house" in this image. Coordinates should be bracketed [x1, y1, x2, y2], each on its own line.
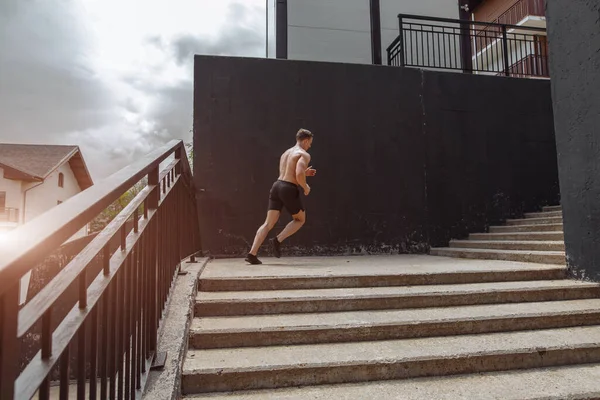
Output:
[0, 143, 94, 304]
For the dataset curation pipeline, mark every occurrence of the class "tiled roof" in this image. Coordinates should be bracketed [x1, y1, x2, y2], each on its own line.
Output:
[0, 144, 93, 189]
[0, 144, 78, 178]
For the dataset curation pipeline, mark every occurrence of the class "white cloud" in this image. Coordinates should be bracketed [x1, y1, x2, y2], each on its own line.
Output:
[0, 0, 116, 147]
[0, 0, 269, 178]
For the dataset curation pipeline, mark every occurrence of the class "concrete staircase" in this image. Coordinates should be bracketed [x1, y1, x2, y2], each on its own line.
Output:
[181, 256, 600, 399]
[430, 205, 566, 265]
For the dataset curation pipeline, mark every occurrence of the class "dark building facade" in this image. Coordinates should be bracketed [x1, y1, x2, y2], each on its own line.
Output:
[193, 55, 559, 256]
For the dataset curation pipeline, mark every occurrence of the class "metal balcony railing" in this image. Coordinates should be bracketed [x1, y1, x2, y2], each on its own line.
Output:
[503, 53, 549, 78]
[474, 0, 546, 55]
[491, 0, 545, 26]
[0, 140, 202, 399]
[387, 14, 549, 79]
[0, 207, 19, 223]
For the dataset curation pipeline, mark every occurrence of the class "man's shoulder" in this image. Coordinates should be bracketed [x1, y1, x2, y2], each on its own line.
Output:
[296, 148, 310, 158]
[284, 147, 309, 161]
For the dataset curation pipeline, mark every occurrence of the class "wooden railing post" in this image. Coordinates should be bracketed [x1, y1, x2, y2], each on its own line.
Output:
[175, 146, 182, 176]
[148, 167, 159, 211]
[0, 283, 20, 400]
[174, 146, 183, 262]
[147, 166, 159, 357]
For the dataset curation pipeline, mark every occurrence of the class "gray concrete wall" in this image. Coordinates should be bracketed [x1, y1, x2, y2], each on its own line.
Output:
[546, 0, 600, 279]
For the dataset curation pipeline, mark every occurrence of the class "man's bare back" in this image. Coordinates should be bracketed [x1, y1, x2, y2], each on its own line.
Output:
[278, 145, 311, 190]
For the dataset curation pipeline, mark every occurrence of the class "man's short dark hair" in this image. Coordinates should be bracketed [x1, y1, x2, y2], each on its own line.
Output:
[296, 128, 313, 141]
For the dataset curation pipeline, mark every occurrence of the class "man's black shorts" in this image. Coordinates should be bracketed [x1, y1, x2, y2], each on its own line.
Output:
[268, 180, 304, 215]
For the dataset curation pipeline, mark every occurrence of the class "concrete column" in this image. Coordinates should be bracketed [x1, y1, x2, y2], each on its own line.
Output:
[546, 0, 600, 279]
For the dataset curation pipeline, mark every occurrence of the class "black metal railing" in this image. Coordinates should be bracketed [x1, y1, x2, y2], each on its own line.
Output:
[491, 0, 545, 26]
[387, 14, 549, 79]
[0, 208, 19, 223]
[0, 140, 202, 399]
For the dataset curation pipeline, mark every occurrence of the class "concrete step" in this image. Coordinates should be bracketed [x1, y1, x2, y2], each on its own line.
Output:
[199, 258, 565, 292]
[195, 279, 597, 316]
[543, 205, 562, 212]
[506, 216, 562, 226]
[450, 240, 565, 251]
[469, 231, 564, 241]
[181, 364, 600, 399]
[190, 299, 600, 349]
[181, 326, 600, 394]
[489, 223, 563, 233]
[429, 248, 565, 265]
[525, 211, 562, 219]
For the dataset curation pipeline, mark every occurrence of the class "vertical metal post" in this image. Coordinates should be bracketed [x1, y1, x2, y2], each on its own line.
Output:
[458, 4, 473, 73]
[369, 0, 382, 65]
[59, 347, 69, 400]
[40, 309, 52, 400]
[77, 322, 86, 400]
[502, 25, 510, 76]
[90, 307, 98, 400]
[0, 283, 19, 400]
[398, 16, 406, 67]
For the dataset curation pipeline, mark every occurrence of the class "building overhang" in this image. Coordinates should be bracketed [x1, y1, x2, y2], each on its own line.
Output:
[466, 0, 485, 12]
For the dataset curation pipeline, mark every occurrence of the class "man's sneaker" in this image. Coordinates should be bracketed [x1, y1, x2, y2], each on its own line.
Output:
[245, 254, 262, 265]
[270, 237, 281, 258]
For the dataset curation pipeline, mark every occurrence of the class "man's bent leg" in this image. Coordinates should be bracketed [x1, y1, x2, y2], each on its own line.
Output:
[249, 210, 280, 256]
[276, 210, 306, 243]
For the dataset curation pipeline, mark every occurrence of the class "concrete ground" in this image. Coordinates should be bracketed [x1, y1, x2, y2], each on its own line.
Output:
[145, 259, 209, 400]
[200, 255, 563, 279]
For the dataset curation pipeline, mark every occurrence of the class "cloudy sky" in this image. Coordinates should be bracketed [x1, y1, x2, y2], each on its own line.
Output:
[0, 0, 272, 179]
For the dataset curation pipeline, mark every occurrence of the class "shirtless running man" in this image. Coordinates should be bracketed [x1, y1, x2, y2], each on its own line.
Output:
[245, 129, 316, 264]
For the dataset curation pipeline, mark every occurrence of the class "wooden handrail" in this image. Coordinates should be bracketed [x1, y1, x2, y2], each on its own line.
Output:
[16, 187, 161, 399]
[17, 183, 155, 337]
[0, 140, 183, 297]
[0, 139, 202, 399]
